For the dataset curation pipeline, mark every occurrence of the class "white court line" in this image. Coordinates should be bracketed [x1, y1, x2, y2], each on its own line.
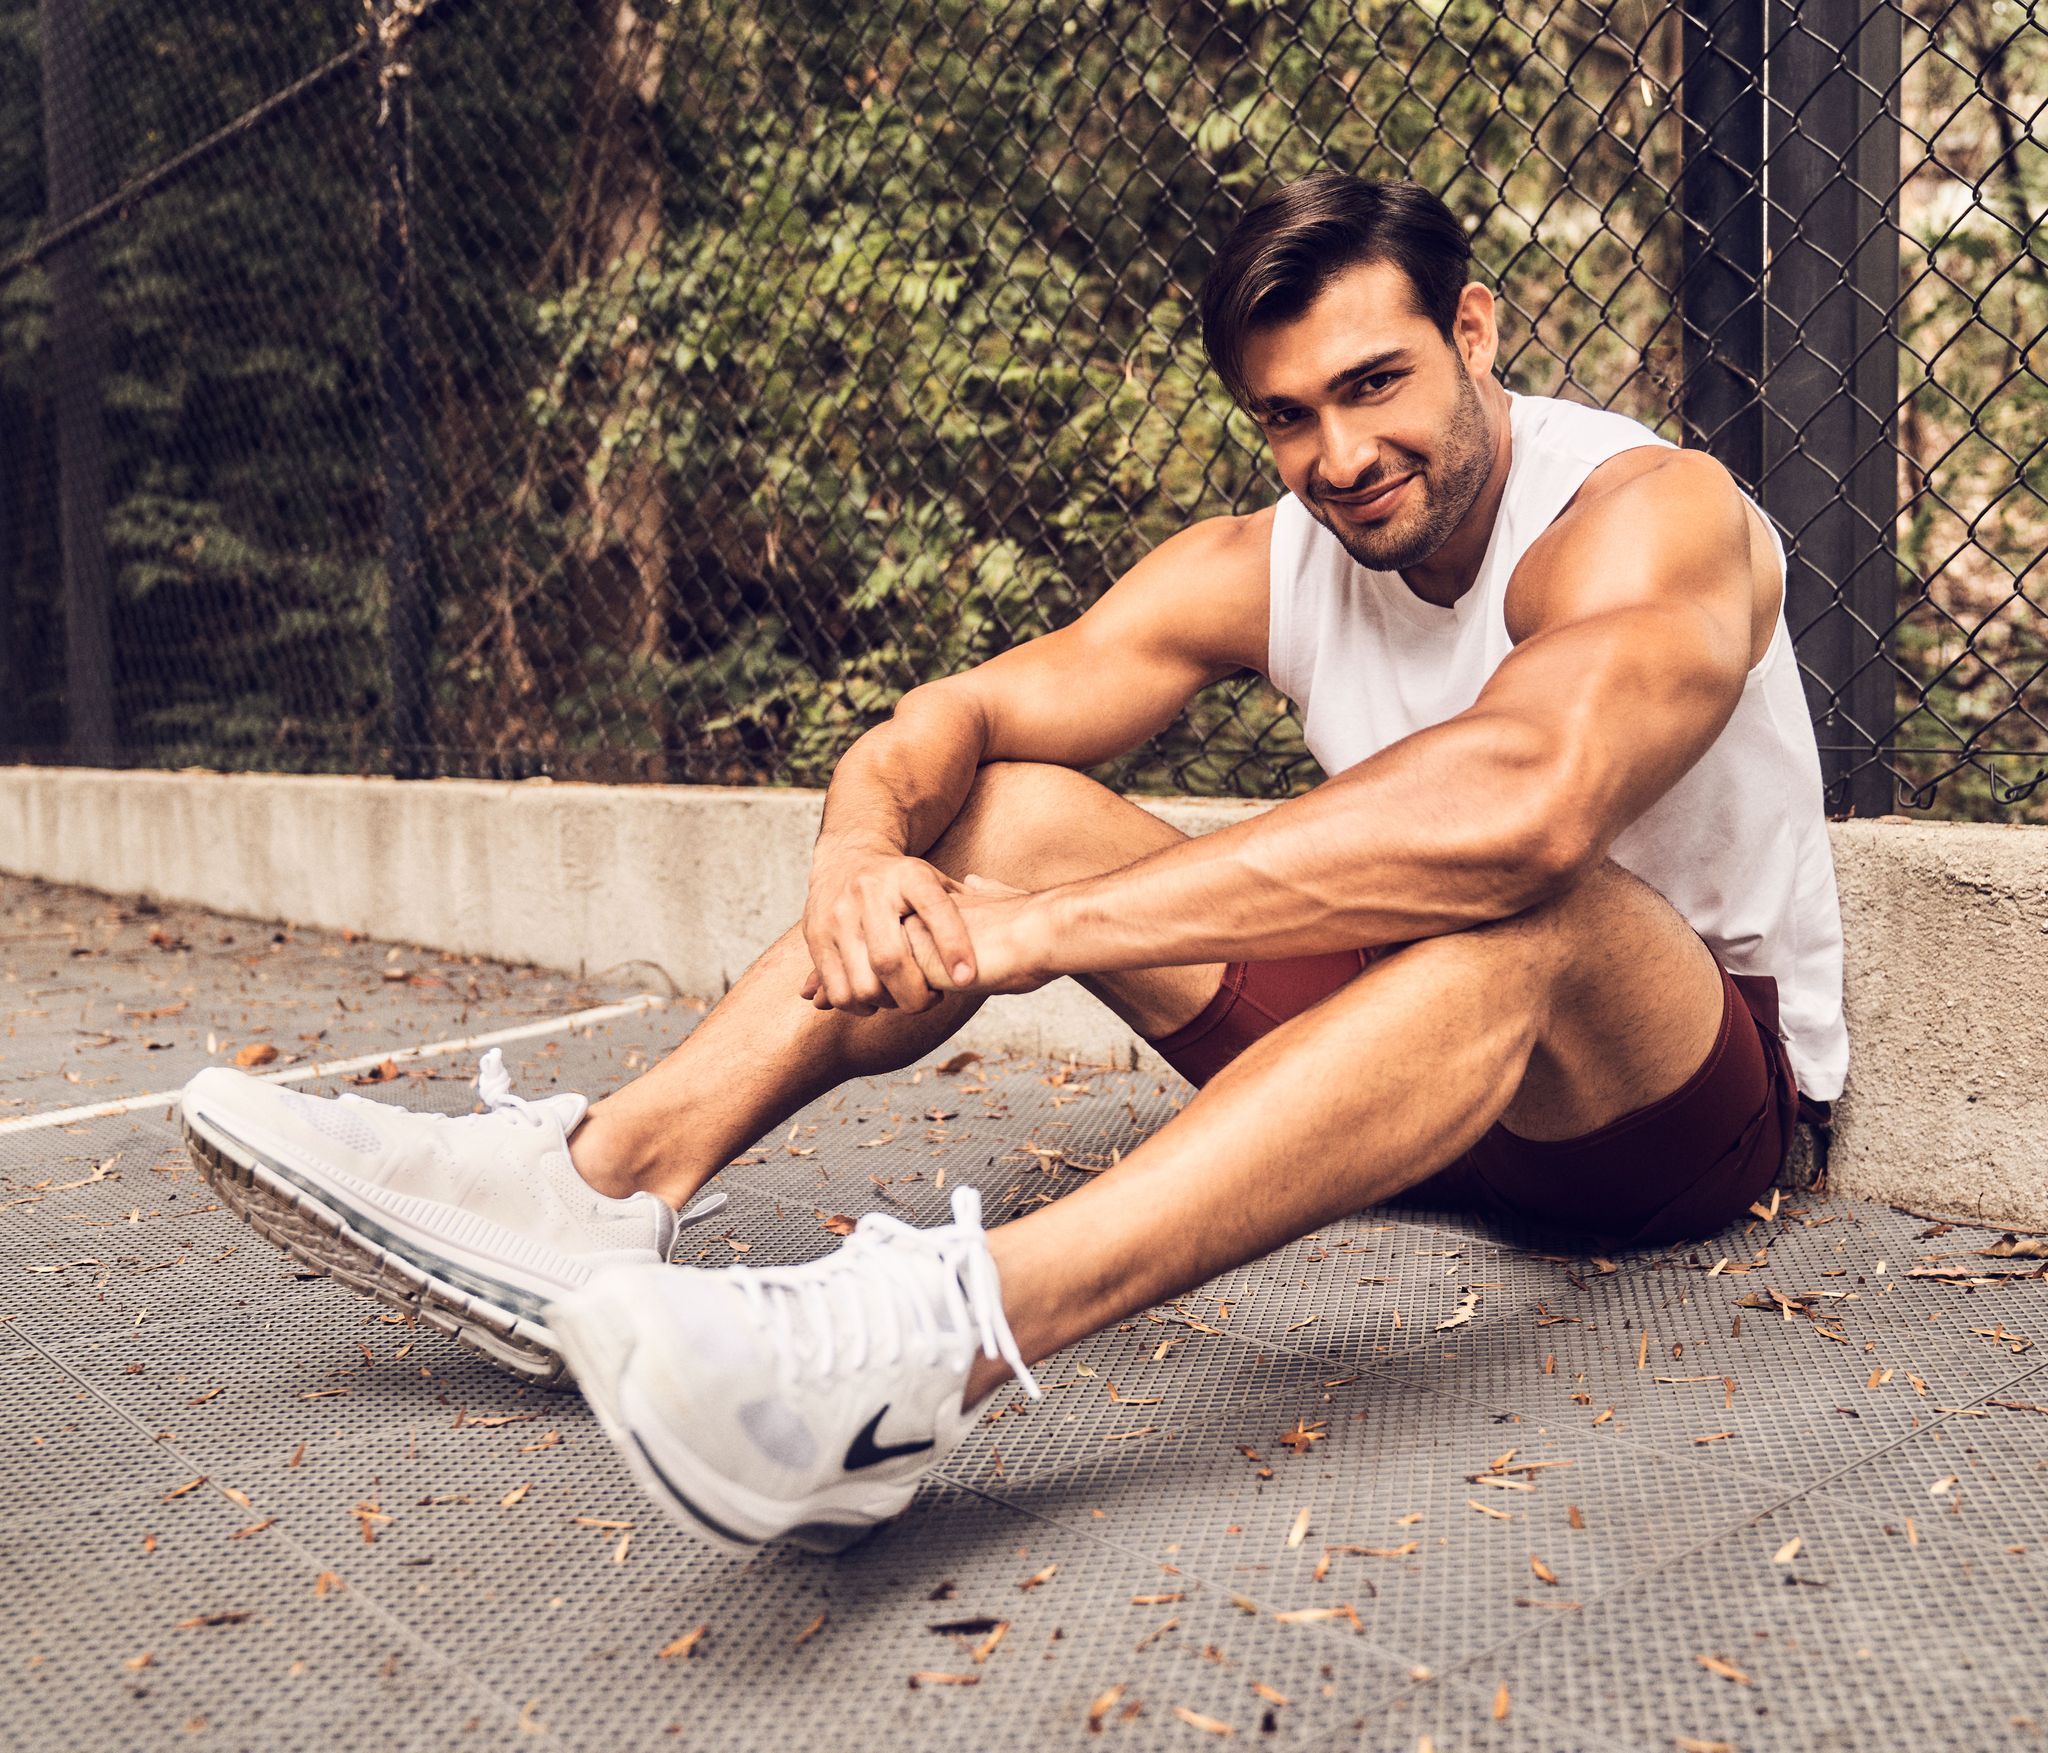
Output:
[0, 995, 668, 1136]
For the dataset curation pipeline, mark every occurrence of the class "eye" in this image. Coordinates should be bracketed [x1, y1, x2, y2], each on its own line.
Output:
[1354, 371, 1403, 396]
[1256, 407, 1302, 431]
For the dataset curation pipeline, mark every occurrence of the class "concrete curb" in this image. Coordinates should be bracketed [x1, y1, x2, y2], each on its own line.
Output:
[4, 768, 2044, 1226]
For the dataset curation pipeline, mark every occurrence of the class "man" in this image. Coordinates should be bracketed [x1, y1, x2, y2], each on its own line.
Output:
[183, 174, 1846, 1555]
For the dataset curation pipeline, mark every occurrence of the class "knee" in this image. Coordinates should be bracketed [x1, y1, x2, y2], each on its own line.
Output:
[939, 761, 1104, 848]
[925, 761, 1135, 884]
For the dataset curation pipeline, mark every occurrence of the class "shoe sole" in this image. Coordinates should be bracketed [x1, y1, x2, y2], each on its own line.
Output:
[549, 1286, 898, 1557]
[184, 1114, 572, 1388]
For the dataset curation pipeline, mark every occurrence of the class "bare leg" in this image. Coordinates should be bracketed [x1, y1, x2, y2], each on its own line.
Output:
[570, 762, 1227, 1204]
[963, 861, 1725, 1403]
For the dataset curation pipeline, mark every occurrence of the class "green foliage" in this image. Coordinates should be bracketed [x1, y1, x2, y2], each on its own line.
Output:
[0, 0, 2041, 816]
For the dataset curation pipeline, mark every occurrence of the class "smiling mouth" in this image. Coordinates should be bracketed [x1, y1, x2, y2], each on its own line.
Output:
[1321, 473, 1416, 513]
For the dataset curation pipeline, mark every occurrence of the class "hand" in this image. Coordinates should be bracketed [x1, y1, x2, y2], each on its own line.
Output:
[899, 874, 1054, 999]
[800, 845, 979, 1017]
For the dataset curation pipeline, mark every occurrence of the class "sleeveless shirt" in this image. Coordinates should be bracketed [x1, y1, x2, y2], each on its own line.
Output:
[1264, 391, 1849, 1101]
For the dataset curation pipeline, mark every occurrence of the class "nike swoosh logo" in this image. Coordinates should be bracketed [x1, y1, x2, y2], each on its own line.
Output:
[843, 1405, 935, 1471]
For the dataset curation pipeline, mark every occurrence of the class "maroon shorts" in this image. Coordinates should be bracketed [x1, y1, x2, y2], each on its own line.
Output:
[1146, 945, 1802, 1248]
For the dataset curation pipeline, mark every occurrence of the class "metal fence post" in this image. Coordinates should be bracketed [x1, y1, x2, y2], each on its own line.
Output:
[374, 0, 431, 778]
[1678, 0, 1766, 491]
[39, 0, 116, 764]
[1762, 0, 1901, 818]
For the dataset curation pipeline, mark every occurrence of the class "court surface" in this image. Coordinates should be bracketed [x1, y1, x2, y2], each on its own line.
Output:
[4, 872, 2044, 1751]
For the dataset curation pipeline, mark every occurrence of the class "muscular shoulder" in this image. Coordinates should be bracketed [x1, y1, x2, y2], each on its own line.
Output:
[1505, 447, 1753, 645]
[1099, 506, 1274, 675]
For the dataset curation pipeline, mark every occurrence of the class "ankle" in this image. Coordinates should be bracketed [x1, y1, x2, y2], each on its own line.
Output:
[962, 1353, 1016, 1412]
[568, 1106, 670, 1205]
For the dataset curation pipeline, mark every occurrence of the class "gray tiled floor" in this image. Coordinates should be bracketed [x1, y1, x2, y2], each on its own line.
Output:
[4, 873, 2045, 1751]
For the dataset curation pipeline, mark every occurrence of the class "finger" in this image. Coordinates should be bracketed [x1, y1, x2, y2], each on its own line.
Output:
[859, 887, 931, 1012]
[902, 870, 978, 987]
[903, 916, 952, 1002]
[813, 921, 873, 1016]
[833, 907, 892, 1013]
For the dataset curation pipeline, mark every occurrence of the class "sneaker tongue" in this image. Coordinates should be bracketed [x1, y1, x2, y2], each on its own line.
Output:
[530, 1092, 590, 1134]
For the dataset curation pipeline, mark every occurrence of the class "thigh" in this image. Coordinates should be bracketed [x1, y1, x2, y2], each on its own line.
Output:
[1420, 863, 1793, 1245]
[1427, 962, 1797, 1247]
[1496, 860, 1729, 1144]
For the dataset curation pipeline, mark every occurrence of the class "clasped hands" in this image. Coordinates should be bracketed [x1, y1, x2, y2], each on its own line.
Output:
[799, 849, 1053, 1016]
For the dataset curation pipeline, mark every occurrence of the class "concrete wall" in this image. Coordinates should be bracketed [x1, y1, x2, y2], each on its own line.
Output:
[4, 767, 2045, 1226]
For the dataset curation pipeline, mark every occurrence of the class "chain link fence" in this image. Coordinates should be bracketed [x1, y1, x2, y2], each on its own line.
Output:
[1, 0, 2041, 813]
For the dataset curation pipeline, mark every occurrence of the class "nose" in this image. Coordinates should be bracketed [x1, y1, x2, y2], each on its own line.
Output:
[1318, 410, 1381, 496]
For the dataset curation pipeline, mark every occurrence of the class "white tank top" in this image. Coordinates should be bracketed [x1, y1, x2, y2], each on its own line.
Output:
[1264, 391, 1848, 1100]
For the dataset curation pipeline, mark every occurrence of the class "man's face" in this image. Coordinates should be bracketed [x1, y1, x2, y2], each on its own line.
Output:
[1239, 260, 1498, 572]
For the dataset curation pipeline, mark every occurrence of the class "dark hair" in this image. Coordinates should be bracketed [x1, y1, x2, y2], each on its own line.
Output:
[1198, 175, 1472, 407]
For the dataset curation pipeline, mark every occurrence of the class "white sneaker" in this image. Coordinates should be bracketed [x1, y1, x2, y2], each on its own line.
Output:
[549, 1185, 1038, 1552]
[181, 1048, 726, 1384]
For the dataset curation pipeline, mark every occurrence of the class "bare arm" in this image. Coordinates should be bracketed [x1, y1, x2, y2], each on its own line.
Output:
[804, 510, 1270, 1011]
[931, 450, 1757, 980]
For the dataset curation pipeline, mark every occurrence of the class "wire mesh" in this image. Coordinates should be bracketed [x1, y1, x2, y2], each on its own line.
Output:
[0, 0, 2040, 813]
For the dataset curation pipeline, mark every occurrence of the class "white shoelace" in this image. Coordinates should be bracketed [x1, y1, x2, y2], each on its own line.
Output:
[467, 1047, 545, 1127]
[736, 1186, 1040, 1399]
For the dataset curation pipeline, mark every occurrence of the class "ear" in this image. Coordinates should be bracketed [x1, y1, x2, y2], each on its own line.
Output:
[1452, 281, 1498, 379]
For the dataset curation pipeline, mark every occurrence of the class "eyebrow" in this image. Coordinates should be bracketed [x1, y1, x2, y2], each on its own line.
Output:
[1243, 347, 1409, 416]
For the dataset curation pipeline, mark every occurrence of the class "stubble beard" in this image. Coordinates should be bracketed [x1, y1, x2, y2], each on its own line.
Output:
[1310, 366, 1494, 573]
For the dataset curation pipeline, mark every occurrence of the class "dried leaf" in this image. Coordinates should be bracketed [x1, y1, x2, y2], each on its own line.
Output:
[1276, 1419, 1326, 1455]
[125, 1651, 155, 1670]
[1567, 1505, 1586, 1530]
[1492, 1680, 1511, 1720]
[1694, 1653, 1753, 1686]
[1436, 1289, 1479, 1332]
[1286, 1507, 1311, 1549]
[350, 1059, 400, 1085]
[1677, 1739, 1737, 1753]
[936, 1051, 983, 1075]
[1981, 1235, 2048, 1258]
[220, 1487, 251, 1509]
[1250, 1682, 1289, 1706]
[175, 1611, 252, 1629]
[1018, 1563, 1058, 1591]
[162, 1477, 205, 1501]
[1529, 1556, 1558, 1586]
[1171, 1705, 1233, 1735]
[794, 1610, 828, 1648]
[233, 1043, 278, 1068]
[909, 1672, 979, 1688]
[657, 1626, 708, 1660]
[1772, 1536, 1802, 1564]
[1467, 1500, 1514, 1521]
[313, 1571, 345, 1598]
[1928, 1474, 1957, 1497]
[229, 1518, 275, 1540]
[1087, 1683, 1127, 1729]
[817, 1211, 858, 1237]
[499, 1482, 532, 1508]
[970, 1620, 1009, 1663]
